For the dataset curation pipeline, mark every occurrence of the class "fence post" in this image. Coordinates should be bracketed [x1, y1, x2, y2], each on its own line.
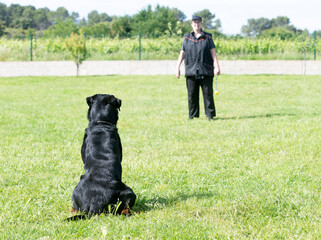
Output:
[314, 31, 316, 61]
[30, 33, 33, 61]
[84, 32, 87, 59]
[139, 32, 141, 60]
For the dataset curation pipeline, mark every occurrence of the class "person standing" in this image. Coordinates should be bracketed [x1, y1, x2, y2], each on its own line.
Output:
[176, 16, 221, 120]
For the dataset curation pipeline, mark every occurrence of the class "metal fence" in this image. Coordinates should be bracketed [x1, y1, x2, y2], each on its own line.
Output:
[0, 33, 319, 62]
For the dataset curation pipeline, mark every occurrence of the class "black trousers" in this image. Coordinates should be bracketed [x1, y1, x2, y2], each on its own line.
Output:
[186, 76, 216, 119]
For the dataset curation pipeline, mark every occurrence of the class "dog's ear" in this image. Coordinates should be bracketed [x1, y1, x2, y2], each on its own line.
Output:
[86, 96, 95, 107]
[111, 97, 122, 110]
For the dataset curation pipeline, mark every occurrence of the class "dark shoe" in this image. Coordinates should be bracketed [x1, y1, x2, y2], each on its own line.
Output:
[189, 116, 199, 120]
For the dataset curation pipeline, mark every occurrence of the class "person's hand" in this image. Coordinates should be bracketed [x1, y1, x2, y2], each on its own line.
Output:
[176, 69, 180, 79]
[215, 68, 221, 76]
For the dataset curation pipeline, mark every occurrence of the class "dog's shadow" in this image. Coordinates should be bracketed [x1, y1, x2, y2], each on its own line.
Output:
[133, 192, 216, 213]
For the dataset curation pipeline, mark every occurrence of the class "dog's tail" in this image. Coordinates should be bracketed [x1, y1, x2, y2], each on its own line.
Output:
[64, 214, 89, 221]
[64, 208, 90, 221]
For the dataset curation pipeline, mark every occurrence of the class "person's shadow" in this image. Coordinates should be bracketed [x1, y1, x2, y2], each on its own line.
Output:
[215, 113, 296, 121]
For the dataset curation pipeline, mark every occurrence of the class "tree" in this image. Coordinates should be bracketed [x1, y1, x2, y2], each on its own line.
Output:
[47, 7, 69, 24]
[193, 9, 216, 29]
[43, 19, 78, 37]
[100, 13, 112, 22]
[0, 3, 7, 25]
[88, 10, 100, 25]
[213, 19, 222, 31]
[33, 8, 50, 30]
[78, 17, 87, 26]
[271, 16, 290, 27]
[55, 7, 69, 21]
[241, 18, 271, 37]
[0, 20, 5, 36]
[241, 16, 299, 37]
[171, 8, 186, 22]
[259, 27, 294, 40]
[111, 15, 133, 37]
[70, 12, 79, 22]
[81, 22, 111, 37]
[7, 4, 24, 28]
[20, 6, 35, 29]
[132, 5, 185, 37]
[271, 16, 298, 33]
[65, 32, 87, 77]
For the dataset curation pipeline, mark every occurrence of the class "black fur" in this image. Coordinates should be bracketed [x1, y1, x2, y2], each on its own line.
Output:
[68, 94, 136, 220]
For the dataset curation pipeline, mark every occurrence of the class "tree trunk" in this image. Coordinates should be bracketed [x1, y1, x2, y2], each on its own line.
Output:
[77, 63, 79, 77]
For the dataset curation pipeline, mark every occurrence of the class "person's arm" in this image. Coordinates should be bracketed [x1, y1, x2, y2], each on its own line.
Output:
[176, 50, 185, 79]
[211, 48, 220, 76]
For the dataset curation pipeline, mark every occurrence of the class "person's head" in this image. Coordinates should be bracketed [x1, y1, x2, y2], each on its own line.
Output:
[191, 16, 202, 32]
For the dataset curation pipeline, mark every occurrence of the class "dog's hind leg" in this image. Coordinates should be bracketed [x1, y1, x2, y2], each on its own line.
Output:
[117, 186, 136, 215]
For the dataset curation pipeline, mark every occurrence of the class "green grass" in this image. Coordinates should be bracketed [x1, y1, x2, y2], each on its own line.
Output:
[0, 74, 321, 239]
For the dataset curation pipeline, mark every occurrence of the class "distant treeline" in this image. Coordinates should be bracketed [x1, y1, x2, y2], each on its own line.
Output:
[0, 2, 320, 39]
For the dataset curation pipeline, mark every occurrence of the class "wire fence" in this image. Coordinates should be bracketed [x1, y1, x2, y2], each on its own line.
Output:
[0, 33, 319, 61]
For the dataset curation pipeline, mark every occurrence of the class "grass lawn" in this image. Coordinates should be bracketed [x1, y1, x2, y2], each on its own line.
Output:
[0, 74, 321, 239]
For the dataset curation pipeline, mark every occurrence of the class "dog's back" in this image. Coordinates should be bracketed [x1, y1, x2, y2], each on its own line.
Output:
[83, 123, 122, 179]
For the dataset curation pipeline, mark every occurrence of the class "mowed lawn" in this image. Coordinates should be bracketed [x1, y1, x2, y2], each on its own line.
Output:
[0, 74, 320, 239]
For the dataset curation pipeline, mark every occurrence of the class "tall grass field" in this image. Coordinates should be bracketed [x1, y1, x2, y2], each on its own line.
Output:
[0, 74, 321, 239]
[0, 36, 320, 61]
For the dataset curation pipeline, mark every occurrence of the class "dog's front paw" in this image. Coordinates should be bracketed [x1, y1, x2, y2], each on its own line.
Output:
[71, 208, 77, 214]
[120, 207, 131, 216]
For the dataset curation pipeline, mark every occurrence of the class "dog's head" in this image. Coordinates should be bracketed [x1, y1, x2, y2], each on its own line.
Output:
[86, 94, 121, 125]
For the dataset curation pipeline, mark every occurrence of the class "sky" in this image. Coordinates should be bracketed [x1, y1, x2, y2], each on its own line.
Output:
[1, 0, 321, 34]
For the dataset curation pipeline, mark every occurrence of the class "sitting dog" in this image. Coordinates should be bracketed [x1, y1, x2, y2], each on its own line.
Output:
[69, 94, 136, 220]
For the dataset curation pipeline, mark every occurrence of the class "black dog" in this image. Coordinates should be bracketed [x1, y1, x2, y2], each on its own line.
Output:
[68, 94, 136, 220]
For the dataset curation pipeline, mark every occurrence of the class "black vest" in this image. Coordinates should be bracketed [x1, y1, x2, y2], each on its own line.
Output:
[183, 31, 214, 78]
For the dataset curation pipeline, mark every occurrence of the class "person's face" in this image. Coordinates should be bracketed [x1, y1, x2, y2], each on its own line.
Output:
[191, 20, 202, 32]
